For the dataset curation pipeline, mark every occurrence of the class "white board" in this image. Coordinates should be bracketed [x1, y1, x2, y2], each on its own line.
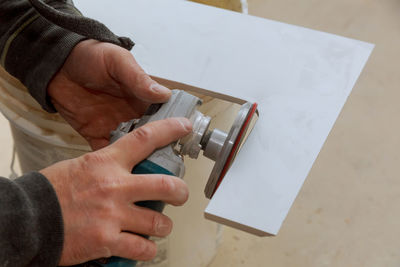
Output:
[74, 0, 373, 235]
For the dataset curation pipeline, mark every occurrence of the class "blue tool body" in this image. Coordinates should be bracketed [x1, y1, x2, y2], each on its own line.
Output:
[76, 90, 255, 267]
[83, 92, 192, 267]
[92, 160, 175, 267]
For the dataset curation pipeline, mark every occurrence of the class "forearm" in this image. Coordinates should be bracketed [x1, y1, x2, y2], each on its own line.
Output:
[0, 172, 63, 266]
[0, 0, 86, 112]
[0, 0, 134, 114]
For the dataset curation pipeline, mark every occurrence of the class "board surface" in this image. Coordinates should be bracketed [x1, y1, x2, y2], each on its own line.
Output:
[74, 0, 373, 235]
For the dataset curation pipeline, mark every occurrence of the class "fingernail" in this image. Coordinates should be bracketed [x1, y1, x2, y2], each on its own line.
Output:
[178, 186, 189, 203]
[157, 220, 172, 235]
[176, 117, 192, 132]
[150, 83, 171, 95]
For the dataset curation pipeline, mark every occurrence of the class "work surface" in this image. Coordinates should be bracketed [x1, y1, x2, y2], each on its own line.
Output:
[75, 0, 372, 236]
[210, 0, 400, 266]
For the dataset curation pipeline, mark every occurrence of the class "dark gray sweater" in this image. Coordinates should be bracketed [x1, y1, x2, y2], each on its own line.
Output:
[0, 1, 133, 266]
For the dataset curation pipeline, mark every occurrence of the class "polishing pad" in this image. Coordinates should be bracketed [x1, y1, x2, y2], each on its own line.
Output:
[204, 102, 258, 199]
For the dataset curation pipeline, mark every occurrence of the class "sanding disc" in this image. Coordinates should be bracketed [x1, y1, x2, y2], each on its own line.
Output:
[204, 102, 258, 199]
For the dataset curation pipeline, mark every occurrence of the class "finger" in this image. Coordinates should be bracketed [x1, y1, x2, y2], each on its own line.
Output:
[121, 206, 173, 237]
[107, 117, 192, 169]
[123, 174, 189, 206]
[112, 232, 157, 261]
[106, 47, 171, 103]
[89, 138, 110, 151]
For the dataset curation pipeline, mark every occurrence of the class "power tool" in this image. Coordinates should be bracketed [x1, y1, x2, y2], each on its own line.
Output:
[85, 89, 258, 267]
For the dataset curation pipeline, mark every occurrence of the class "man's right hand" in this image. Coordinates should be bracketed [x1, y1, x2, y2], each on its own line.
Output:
[40, 117, 192, 266]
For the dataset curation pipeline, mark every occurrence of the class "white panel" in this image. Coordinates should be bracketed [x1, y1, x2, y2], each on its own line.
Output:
[74, 0, 373, 235]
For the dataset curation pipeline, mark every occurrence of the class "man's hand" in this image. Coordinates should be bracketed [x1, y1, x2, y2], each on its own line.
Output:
[48, 39, 171, 150]
[41, 118, 192, 265]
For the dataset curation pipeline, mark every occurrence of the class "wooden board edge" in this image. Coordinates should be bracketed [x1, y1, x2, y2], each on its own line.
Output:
[151, 75, 247, 105]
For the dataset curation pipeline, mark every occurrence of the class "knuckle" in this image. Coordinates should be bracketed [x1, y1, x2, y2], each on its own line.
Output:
[136, 71, 151, 87]
[87, 177, 120, 201]
[132, 126, 153, 144]
[81, 151, 108, 169]
[149, 213, 160, 234]
[95, 229, 113, 246]
[80, 153, 95, 170]
[165, 118, 180, 130]
[93, 117, 111, 130]
[159, 176, 175, 195]
[131, 240, 156, 260]
[166, 118, 191, 135]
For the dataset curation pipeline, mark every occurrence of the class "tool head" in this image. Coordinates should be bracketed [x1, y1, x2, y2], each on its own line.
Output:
[111, 89, 258, 199]
[203, 102, 258, 199]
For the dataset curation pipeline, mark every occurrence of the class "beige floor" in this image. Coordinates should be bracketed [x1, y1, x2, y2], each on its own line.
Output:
[0, 0, 399, 266]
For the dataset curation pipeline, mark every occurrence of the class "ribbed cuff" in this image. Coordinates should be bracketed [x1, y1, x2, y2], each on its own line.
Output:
[15, 172, 64, 266]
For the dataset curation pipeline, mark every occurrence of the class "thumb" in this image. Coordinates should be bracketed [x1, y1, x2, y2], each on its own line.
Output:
[106, 117, 192, 170]
[106, 46, 171, 103]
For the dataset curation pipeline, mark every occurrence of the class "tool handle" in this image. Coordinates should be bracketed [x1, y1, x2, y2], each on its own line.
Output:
[133, 159, 173, 230]
[90, 160, 173, 267]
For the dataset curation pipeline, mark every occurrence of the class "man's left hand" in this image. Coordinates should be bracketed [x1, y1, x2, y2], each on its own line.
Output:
[48, 39, 171, 150]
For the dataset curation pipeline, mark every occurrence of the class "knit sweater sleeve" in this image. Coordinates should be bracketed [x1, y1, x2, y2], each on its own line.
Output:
[0, 0, 86, 112]
[0, 1, 134, 266]
[0, 172, 64, 267]
[0, 0, 134, 113]
[0, 1, 83, 265]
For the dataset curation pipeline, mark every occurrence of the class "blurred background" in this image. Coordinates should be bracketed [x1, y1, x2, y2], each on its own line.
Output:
[1, 0, 399, 266]
[210, 1, 400, 266]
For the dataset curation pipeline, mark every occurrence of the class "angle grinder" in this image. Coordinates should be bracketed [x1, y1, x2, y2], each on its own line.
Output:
[86, 89, 257, 267]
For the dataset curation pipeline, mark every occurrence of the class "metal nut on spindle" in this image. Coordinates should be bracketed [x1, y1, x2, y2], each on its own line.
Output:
[202, 129, 228, 161]
[180, 110, 211, 159]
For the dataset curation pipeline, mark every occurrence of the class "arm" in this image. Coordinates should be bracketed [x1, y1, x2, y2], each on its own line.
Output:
[0, 1, 85, 265]
[1, 1, 178, 266]
[0, 173, 63, 266]
[0, 118, 192, 266]
[1, 0, 171, 149]
[42, 118, 191, 265]
[0, 0, 86, 112]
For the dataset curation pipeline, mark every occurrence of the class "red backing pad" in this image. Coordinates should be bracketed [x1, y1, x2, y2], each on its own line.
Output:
[211, 103, 258, 198]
